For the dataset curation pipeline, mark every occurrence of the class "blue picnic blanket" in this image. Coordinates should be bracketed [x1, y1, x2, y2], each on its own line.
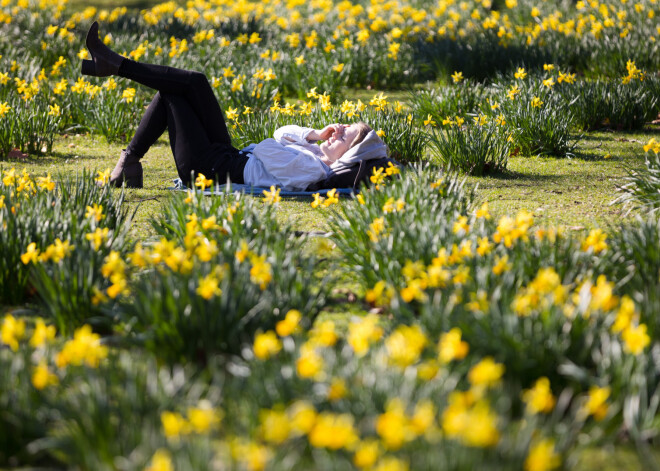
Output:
[170, 178, 356, 197]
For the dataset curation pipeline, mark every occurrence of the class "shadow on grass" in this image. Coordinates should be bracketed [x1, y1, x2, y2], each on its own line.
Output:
[512, 147, 623, 162]
[579, 125, 660, 140]
[579, 132, 618, 142]
[473, 168, 563, 184]
[1, 151, 104, 166]
[570, 149, 625, 161]
[606, 125, 660, 136]
[38, 150, 111, 164]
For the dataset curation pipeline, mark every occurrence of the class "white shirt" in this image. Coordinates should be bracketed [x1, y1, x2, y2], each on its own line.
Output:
[242, 125, 331, 191]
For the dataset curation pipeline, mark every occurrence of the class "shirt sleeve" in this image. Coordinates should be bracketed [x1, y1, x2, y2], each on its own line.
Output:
[252, 138, 328, 191]
[272, 125, 315, 145]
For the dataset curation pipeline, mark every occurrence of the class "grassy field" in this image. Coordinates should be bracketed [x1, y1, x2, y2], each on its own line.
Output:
[472, 129, 657, 228]
[5, 120, 659, 470]
[2, 0, 659, 464]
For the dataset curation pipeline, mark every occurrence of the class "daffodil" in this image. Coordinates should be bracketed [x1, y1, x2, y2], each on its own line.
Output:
[323, 188, 339, 207]
[507, 85, 520, 100]
[275, 309, 301, 337]
[145, 449, 174, 471]
[311, 192, 324, 208]
[0, 101, 11, 118]
[55, 324, 108, 368]
[525, 438, 561, 471]
[522, 377, 556, 414]
[253, 330, 281, 360]
[32, 362, 58, 390]
[1, 314, 26, 352]
[622, 323, 650, 355]
[296, 345, 324, 379]
[195, 173, 213, 190]
[249, 254, 272, 289]
[581, 385, 610, 421]
[121, 87, 136, 103]
[468, 357, 504, 387]
[308, 412, 358, 449]
[262, 185, 281, 204]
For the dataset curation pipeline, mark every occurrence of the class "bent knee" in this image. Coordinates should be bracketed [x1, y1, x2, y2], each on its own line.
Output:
[189, 71, 210, 87]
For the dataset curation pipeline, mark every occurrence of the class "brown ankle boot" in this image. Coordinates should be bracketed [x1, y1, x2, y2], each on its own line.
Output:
[109, 149, 143, 188]
[81, 21, 125, 77]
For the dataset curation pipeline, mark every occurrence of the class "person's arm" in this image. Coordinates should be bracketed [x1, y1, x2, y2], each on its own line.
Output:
[273, 124, 344, 145]
[306, 124, 345, 142]
[252, 138, 328, 191]
[272, 125, 315, 145]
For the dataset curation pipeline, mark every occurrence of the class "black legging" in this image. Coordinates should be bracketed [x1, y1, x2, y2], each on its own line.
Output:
[118, 59, 248, 185]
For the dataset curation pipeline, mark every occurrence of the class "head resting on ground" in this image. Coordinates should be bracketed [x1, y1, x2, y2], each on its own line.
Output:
[320, 121, 387, 165]
[326, 122, 388, 171]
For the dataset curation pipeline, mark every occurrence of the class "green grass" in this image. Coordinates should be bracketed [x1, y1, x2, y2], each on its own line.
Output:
[2, 101, 659, 471]
[3, 1, 658, 467]
[471, 128, 656, 229]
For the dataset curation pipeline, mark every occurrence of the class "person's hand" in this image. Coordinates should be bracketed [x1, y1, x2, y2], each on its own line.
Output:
[319, 123, 343, 141]
[310, 123, 344, 142]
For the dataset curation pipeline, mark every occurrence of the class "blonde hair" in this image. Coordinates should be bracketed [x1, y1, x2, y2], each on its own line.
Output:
[349, 122, 372, 149]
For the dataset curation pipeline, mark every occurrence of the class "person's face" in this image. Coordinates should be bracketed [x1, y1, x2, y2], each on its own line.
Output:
[320, 124, 359, 163]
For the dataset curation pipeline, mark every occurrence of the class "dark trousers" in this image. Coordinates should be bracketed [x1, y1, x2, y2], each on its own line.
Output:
[118, 59, 247, 185]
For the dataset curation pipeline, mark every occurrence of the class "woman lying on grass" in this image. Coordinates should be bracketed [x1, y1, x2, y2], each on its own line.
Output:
[81, 21, 391, 191]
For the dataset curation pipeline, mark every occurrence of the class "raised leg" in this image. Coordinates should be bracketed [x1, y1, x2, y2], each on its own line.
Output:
[125, 91, 167, 158]
[159, 92, 248, 187]
[160, 92, 219, 185]
[107, 92, 167, 188]
[118, 60, 233, 147]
